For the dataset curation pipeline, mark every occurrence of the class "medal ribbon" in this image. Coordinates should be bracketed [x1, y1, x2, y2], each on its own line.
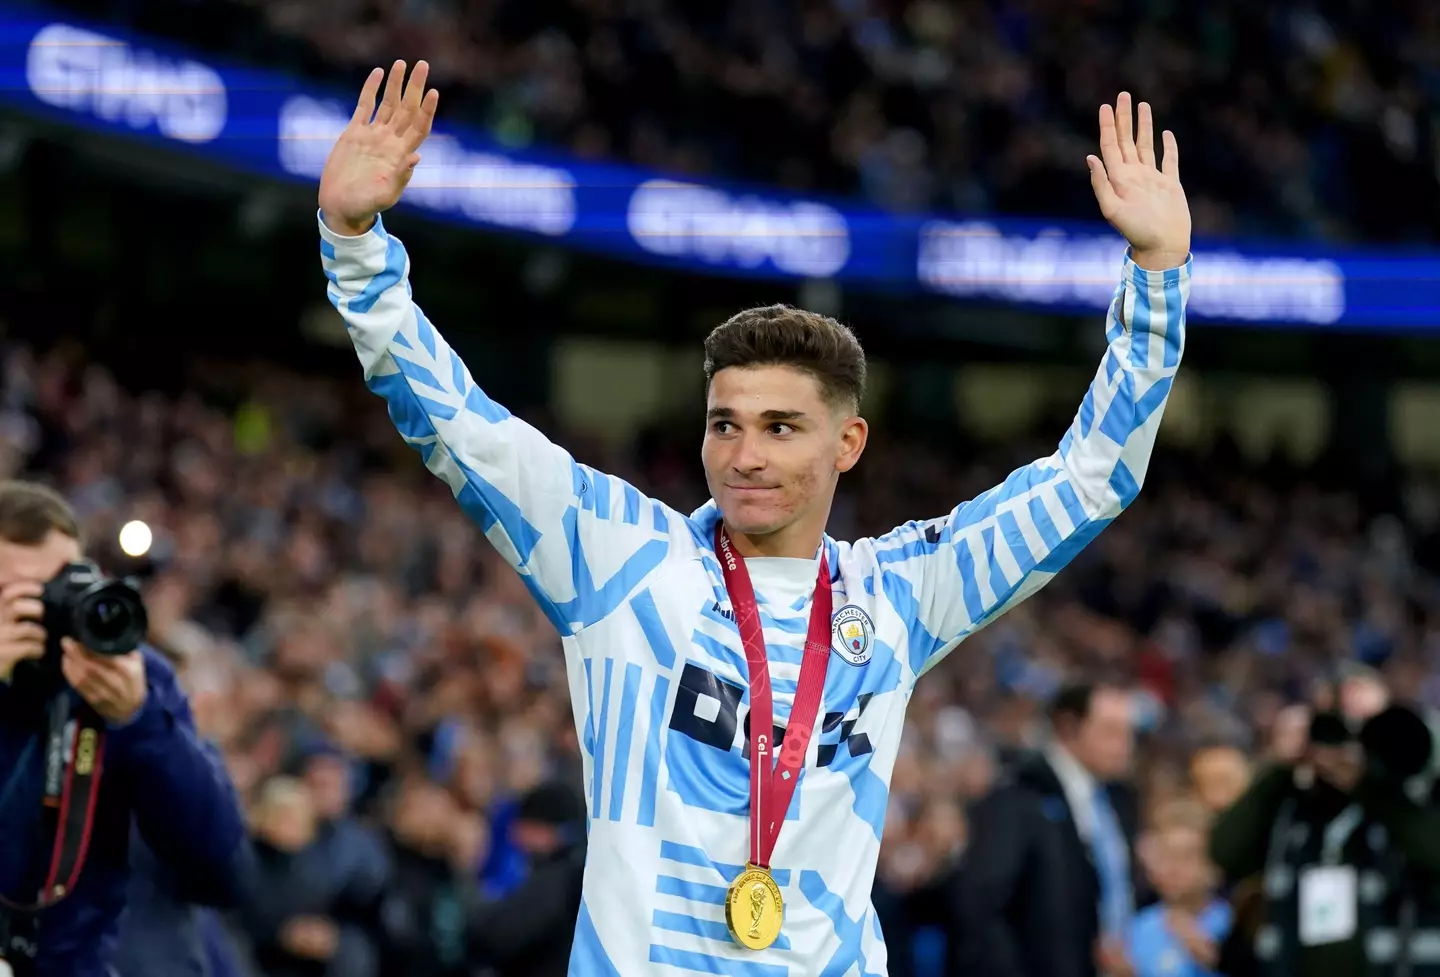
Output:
[716, 524, 833, 871]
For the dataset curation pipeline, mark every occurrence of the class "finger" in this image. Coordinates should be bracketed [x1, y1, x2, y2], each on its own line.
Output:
[1087, 155, 1118, 214]
[1136, 101, 1155, 168]
[62, 650, 126, 701]
[375, 59, 406, 126]
[400, 60, 429, 122]
[61, 644, 101, 688]
[62, 636, 96, 665]
[350, 67, 384, 125]
[0, 581, 43, 602]
[1098, 104, 1125, 177]
[7, 597, 43, 622]
[64, 637, 127, 670]
[1115, 91, 1136, 163]
[6, 633, 45, 661]
[61, 651, 83, 688]
[8, 621, 47, 643]
[408, 88, 440, 150]
[1161, 129, 1179, 181]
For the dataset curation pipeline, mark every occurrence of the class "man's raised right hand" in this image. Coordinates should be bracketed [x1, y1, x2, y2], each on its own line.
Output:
[318, 60, 439, 237]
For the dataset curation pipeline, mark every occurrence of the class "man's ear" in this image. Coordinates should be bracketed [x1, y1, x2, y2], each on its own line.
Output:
[835, 415, 868, 474]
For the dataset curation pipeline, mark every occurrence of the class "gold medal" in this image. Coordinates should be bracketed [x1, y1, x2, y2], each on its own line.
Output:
[725, 863, 784, 950]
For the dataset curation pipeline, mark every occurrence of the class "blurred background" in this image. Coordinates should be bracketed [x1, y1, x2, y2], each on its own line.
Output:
[1, 0, 1440, 975]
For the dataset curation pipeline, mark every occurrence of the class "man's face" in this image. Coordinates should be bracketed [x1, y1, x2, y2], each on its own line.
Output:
[1068, 688, 1135, 780]
[1190, 746, 1251, 814]
[701, 365, 865, 539]
[304, 755, 351, 822]
[260, 795, 317, 853]
[0, 530, 80, 590]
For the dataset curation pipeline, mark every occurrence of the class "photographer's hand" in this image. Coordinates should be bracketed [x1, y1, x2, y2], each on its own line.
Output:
[61, 639, 147, 725]
[0, 581, 48, 680]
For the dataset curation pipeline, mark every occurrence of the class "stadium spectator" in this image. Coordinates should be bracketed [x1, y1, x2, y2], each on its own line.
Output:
[238, 777, 353, 977]
[1126, 798, 1230, 977]
[1209, 672, 1440, 977]
[954, 680, 1142, 977]
[465, 780, 586, 977]
[1189, 743, 1253, 816]
[374, 775, 474, 977]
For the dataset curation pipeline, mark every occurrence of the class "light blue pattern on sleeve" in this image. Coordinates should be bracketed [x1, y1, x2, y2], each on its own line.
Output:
[318, 211, 672, 636]
[867, 252, 1191, 680]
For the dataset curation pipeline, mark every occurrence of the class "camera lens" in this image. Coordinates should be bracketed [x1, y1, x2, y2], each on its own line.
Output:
[75, 587, 147, 656]
[85, 597, 130, 640]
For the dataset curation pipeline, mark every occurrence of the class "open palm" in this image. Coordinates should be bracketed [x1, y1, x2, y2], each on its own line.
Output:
[319, 60, 439, 236]
[1087, 92, 1191, 268]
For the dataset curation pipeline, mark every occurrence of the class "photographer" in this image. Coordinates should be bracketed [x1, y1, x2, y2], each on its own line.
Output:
[0, 481, 245, 976]
[1210, 669, 1440, 977]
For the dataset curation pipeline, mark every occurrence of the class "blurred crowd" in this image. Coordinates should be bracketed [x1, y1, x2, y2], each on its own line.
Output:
[2, 334, 1439, 974]
[45, 0, 1440, 242]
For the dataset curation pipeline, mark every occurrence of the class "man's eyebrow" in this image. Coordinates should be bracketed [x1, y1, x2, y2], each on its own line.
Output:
[705, 407, 809, 421]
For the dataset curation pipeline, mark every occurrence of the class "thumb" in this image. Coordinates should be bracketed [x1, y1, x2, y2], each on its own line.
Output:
[1088, 155, 1119, 215]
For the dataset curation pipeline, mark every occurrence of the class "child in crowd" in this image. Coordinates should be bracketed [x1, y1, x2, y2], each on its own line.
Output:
[1128, 799, 1233, 977]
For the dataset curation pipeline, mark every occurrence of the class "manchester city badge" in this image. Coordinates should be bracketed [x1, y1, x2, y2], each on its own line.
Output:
[831, 604, 875, 665]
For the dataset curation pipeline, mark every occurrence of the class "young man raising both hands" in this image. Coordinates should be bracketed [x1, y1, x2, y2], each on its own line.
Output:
[317, 61, 1191, 977]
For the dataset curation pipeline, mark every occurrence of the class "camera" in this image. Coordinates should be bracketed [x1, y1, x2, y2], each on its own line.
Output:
[41, 560, 148, 657]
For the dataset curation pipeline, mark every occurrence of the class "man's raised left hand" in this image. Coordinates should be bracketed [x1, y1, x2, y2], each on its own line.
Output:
[1087, 92, 1191, 271]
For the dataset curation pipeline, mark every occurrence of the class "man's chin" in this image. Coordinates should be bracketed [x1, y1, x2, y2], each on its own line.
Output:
[718, 505, 789, 539]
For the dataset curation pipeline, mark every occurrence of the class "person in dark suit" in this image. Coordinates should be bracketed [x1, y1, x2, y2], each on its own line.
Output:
[953, 681, 1141, 977]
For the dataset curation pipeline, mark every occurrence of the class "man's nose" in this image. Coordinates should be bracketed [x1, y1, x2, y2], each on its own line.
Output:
[731, 432, 767, 473]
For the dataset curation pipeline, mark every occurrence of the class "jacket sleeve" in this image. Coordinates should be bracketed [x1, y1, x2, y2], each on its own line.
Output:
[107, 649, 246, 894]
[866, 252, 1191, 682]
[319, 212, 671, 636]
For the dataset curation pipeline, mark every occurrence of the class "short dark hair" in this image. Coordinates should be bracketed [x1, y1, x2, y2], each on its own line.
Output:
[1049, 682, 1099, 727]
[703, 304, 867, 413]
[1049, 679, 1126, 731]
[0, 481, 80, 546]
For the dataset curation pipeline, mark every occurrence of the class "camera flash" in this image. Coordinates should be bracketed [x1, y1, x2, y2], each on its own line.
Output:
[118, 520, 153, 558]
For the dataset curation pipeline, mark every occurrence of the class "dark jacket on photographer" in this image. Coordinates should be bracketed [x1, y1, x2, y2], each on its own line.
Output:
[0, 646, 247, 977]
[112, 795, 254, 977]
[1211, 760, 1440, 977]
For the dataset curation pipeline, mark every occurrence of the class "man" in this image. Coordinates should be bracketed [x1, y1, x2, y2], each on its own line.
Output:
[468, 780, 588, 977]
[954, 682, 1141, 977]
[317, 60, 1191, 974]
[0, 481, 246, 976]
[1210, 684, 1440, 977]
[296, 745, 389, 976]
